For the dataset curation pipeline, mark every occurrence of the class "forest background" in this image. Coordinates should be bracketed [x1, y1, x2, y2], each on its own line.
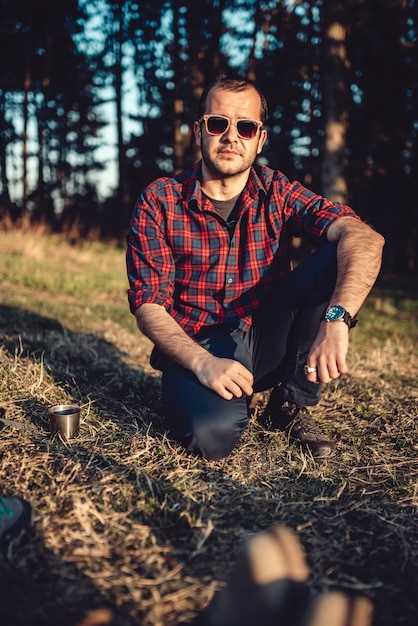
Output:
[0, 0, 417, 277]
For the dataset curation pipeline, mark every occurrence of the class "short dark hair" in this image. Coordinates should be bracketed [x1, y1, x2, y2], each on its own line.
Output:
[197, 74, 268, 123]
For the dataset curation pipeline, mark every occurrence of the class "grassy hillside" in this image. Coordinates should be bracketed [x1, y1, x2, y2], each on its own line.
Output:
[0, 228, 417, 626]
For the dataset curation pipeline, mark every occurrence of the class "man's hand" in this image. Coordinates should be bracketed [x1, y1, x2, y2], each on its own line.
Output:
[305, 321, 349, 384]
[136, 303, 254, 400]
[193, 353, 254, 400]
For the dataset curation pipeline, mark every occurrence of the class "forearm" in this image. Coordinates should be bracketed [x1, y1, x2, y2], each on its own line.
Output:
[135, 303, 254, 400]
[306, 218, 384, 384]
[135, 303, 209, 372]
[327, 217, 385, 316]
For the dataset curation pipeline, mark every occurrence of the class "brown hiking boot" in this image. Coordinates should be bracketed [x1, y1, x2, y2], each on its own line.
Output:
[266, 401, 336, 458]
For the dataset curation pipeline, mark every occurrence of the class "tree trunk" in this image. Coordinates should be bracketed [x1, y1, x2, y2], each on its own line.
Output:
[321, 0, 349, 203]
[247, 1, 269, 82]
[0, 90, 12, 215]
[22, 70, 31, 214]
[22, 17, 33, 217]
[185, 0, 227, 167]
[172, 0, 189, 173]
[114, 0, 129, 220]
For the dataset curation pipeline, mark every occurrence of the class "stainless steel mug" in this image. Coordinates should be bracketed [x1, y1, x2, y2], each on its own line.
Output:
[48, 404, 80, 439]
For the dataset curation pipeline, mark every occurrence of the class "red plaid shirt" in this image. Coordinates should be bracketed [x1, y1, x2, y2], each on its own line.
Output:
[126, 162, 358, 336]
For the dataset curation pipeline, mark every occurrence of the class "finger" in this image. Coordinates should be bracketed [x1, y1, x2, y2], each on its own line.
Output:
[317, 366, 332, 384]
[270, 526, 310, 582]
[306, 592, 373, 626]
[236, 375, 254, 396]
[304, 363, 320, 384]
[224, 377, 253, 399]
[225, 381, 244, 398]
[246, 525, 309, 585]
[336, 356, 349, 375]
[350, 597, 374, 626]
[228, 364, 253, 395]
[215, 379, 244, 400]
[326, 361, 341, 380]
[220, 388, 234, 400]
[315, 359, 334, 384]
[307, 371, 319, 383]
[319, 359, 346, 382]
[235, 363, 254, 385]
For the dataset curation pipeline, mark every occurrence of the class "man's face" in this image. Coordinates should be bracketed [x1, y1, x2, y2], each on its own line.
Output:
[193, 86, 267, 181]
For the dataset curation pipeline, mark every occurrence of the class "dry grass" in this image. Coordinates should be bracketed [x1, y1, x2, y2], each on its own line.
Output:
[0, 228, 417, 626]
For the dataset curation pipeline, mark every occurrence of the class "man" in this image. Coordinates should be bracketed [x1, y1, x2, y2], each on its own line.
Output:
[126, 74, 384, 461]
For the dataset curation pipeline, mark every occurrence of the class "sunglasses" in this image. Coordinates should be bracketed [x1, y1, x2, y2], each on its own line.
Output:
[199, 115, 263, 140]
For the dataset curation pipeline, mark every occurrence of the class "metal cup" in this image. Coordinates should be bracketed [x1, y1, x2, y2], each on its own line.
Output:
[49, 404, 80, 439]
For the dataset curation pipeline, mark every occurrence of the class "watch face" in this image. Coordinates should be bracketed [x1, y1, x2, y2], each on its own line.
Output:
[326, 305, 345, 321]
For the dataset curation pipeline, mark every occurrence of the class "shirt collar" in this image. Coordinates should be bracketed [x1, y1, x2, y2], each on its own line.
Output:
[184, 161, 267, 210]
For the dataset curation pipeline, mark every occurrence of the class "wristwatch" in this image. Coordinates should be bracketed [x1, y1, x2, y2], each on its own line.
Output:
[324, 305, 358, 329]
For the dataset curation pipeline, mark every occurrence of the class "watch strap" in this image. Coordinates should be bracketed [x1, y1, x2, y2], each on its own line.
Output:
[343, 310, 358, 329]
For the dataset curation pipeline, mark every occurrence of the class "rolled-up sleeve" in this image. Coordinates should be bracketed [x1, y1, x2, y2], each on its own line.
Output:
[280, 178, 360, 244]
[126, 191, 175, 314]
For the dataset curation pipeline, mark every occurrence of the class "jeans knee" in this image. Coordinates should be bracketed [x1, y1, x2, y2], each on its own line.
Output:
[187, 414, 248, 461]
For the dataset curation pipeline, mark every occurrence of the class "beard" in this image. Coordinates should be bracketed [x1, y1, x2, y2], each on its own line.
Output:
[200, 140, 257, 179]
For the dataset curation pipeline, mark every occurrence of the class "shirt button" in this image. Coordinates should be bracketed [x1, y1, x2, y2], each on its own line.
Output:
[226, 277, 233, 284]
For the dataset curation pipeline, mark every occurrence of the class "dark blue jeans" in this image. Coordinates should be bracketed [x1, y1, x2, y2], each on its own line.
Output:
[160, 243, 338, 460]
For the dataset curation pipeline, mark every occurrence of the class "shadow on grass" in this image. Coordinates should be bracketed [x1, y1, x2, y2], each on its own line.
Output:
[0, 304, 165, 431]
[0, 305, 285, 623]
[0, 532, 129, 626]
[0, 305, 418, 626]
